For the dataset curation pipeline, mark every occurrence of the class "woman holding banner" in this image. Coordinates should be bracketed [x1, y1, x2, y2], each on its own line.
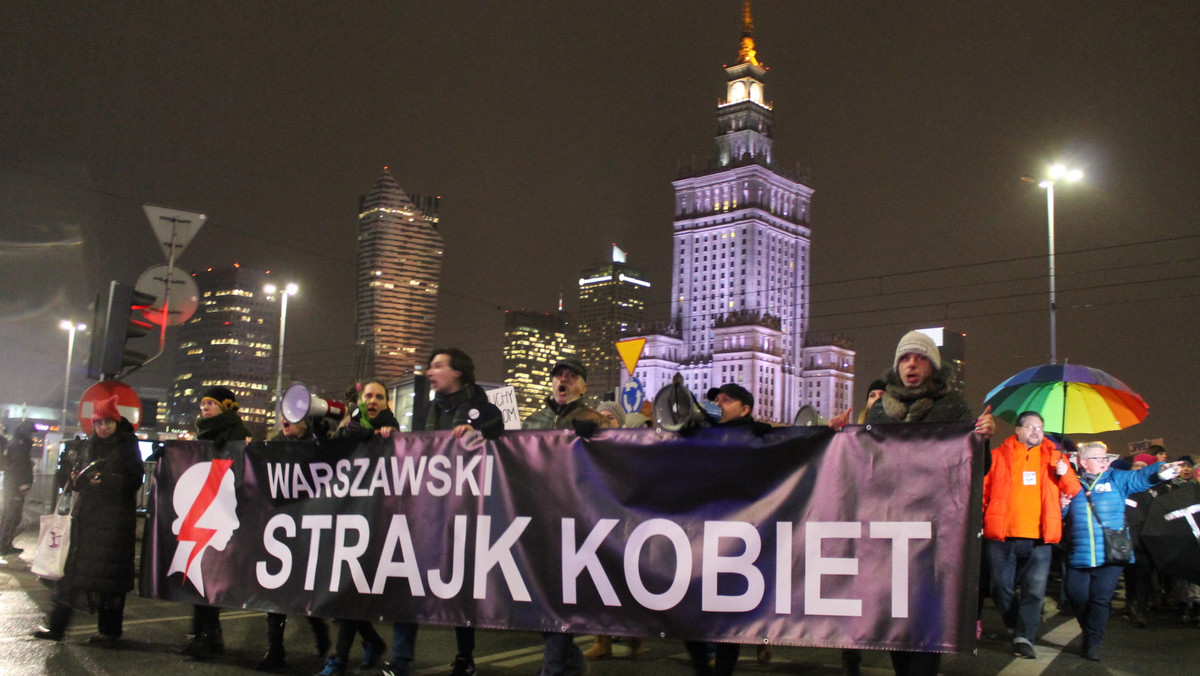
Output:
[181, 386, 253, 659]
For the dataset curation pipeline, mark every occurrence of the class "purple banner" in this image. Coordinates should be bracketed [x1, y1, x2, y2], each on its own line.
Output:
[142, 423, 983, 653]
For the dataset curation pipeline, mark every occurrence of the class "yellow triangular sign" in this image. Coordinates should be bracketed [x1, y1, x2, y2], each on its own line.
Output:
[615, 337, 647, 377]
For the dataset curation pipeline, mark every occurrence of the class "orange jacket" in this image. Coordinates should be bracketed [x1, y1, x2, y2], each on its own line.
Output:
[982, 435, 1081, 543]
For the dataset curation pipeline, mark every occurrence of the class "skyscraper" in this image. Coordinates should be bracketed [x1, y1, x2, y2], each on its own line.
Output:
[633, 3, 853, 423]
[575, 245, 650, 399]
[167, 266, 277, 437]
[502, 309, 575, 420]
[355, 168, 443, 383]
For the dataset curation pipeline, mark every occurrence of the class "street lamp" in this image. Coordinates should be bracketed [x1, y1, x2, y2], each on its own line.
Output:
[59, 320, 86, 435]
[263, 282, 298, 420]
[1037, 164, 1083, 364]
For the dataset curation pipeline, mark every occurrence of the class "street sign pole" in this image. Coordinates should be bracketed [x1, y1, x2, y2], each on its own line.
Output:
[123, 205, 206, 378]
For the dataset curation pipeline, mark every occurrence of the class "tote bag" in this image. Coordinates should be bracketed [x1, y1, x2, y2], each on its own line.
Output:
[31, 513, 73, 580]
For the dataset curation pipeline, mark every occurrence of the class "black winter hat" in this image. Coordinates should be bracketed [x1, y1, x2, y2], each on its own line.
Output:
[717, 383, 753, 410]
[201, 386, 239, 412]
[551, 358, 588, 381]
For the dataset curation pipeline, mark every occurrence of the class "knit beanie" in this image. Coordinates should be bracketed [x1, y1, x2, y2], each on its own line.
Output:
[201, 386, 239, 412]
[894, 330, 941, 370]
[624, 412, 653, 429]
[594, 401, 626, 427]
[91, 394, 121, 421]
[1133, 453, 1158, 466]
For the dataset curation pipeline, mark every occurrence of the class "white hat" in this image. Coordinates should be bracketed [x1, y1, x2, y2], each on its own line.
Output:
[894, 330, 941, 370]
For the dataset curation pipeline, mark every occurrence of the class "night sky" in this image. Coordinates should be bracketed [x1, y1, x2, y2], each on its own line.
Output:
[3, 1, 1198, 451]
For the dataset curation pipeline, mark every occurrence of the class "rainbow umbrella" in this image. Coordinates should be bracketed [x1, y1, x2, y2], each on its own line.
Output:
[984, 363, 1148, 434]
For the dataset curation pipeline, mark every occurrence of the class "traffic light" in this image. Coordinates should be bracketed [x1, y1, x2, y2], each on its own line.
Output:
[87, 281, 157, 379]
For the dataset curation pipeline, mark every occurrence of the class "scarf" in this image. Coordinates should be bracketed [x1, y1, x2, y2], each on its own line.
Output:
[879, 376, 952, 423]
[195, 409, 245, 441]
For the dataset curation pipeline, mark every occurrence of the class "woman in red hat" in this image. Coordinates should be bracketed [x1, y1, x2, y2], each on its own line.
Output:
[33, 394, 144, 644]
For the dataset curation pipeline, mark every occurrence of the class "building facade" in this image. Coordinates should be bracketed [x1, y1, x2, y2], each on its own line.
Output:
[167, 266, 278, 437]
[575, 245, 650, 400]
[502, 309, 576, 420]
[355, 168, 443, 383]
[632, 6, 853, 424]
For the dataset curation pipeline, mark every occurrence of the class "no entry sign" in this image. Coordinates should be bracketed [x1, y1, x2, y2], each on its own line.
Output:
[78, 380, 142, 435]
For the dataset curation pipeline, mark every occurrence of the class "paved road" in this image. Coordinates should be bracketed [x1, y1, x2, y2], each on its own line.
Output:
[2, 529, 1196, 675]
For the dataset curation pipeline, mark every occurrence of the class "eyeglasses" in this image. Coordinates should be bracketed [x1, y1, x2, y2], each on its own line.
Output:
[1019, 425, 1044, 432]
[1081, 454, 1115, 463]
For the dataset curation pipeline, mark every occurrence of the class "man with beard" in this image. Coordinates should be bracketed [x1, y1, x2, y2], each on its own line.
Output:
[861, 330, 994, 676]
[982, 411, 1080, 659]
[523, 357, 613, 676]
[523, 358, 609, 433]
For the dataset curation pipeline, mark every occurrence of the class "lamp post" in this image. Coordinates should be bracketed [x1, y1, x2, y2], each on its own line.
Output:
[59, 320, 86, 434]
[1037, 164, 1083, 364]
[264, 283, 298, 419]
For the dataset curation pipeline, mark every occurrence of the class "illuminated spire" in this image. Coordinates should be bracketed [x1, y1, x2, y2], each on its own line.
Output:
[737, 0, 760, 66]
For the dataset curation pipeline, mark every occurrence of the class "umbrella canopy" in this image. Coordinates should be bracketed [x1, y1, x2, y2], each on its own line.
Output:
[984, 363, 1148, 434]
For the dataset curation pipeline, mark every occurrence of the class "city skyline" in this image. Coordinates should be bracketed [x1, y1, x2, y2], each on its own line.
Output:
[630, 14, 855, 425]
[167, 266, 278, 437]
[575, 245, 649, 400]
[354, 168, 443, 383]
[2, 1, 1198, 449]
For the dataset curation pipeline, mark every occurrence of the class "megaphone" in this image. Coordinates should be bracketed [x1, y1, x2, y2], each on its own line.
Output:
[793, 404, 828, 427]
[280, 382, 348, 425]
[652, 374, 714, 433]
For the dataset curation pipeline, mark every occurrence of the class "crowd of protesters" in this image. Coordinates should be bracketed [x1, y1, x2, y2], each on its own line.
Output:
[3, 334, 1197, 676]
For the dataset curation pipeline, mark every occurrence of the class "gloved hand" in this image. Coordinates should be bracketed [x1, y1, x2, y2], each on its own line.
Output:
[1158, 462, 1181, 481]
[572, 418, 599, 439]
[751, 421, 774, 438]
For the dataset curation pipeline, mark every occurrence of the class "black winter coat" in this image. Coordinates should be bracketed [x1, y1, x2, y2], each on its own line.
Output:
[3, 422, 34, 488]
[425, 384, 504, 438]
[64, 418, 144, 594]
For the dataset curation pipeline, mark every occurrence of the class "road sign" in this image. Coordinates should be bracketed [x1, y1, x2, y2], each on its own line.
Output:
[78, 380, 141, 435]
[136, 265, 199, 326]
[621, 378, 645, 415]
[144, 204, 206, 261]
[615, 337, 646, 377]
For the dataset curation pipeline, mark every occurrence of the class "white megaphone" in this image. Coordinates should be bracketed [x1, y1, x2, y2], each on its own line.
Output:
[280, 382, 348, 425]
[793, 404, 828, 427]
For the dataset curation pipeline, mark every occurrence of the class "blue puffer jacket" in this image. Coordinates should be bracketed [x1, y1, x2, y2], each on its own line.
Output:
[1063, 463, 1161, 568]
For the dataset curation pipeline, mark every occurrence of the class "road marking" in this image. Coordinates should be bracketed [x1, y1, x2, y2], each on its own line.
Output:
[996, 619, 1080, 675]
[417, 636, 593, 672]
[63, 610, 264, 635]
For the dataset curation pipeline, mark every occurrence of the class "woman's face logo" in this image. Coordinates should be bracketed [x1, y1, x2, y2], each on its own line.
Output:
[168, 459, 240, 596]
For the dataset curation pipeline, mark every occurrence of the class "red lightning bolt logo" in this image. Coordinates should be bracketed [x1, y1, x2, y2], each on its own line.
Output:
[176, 458, 234, 585]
